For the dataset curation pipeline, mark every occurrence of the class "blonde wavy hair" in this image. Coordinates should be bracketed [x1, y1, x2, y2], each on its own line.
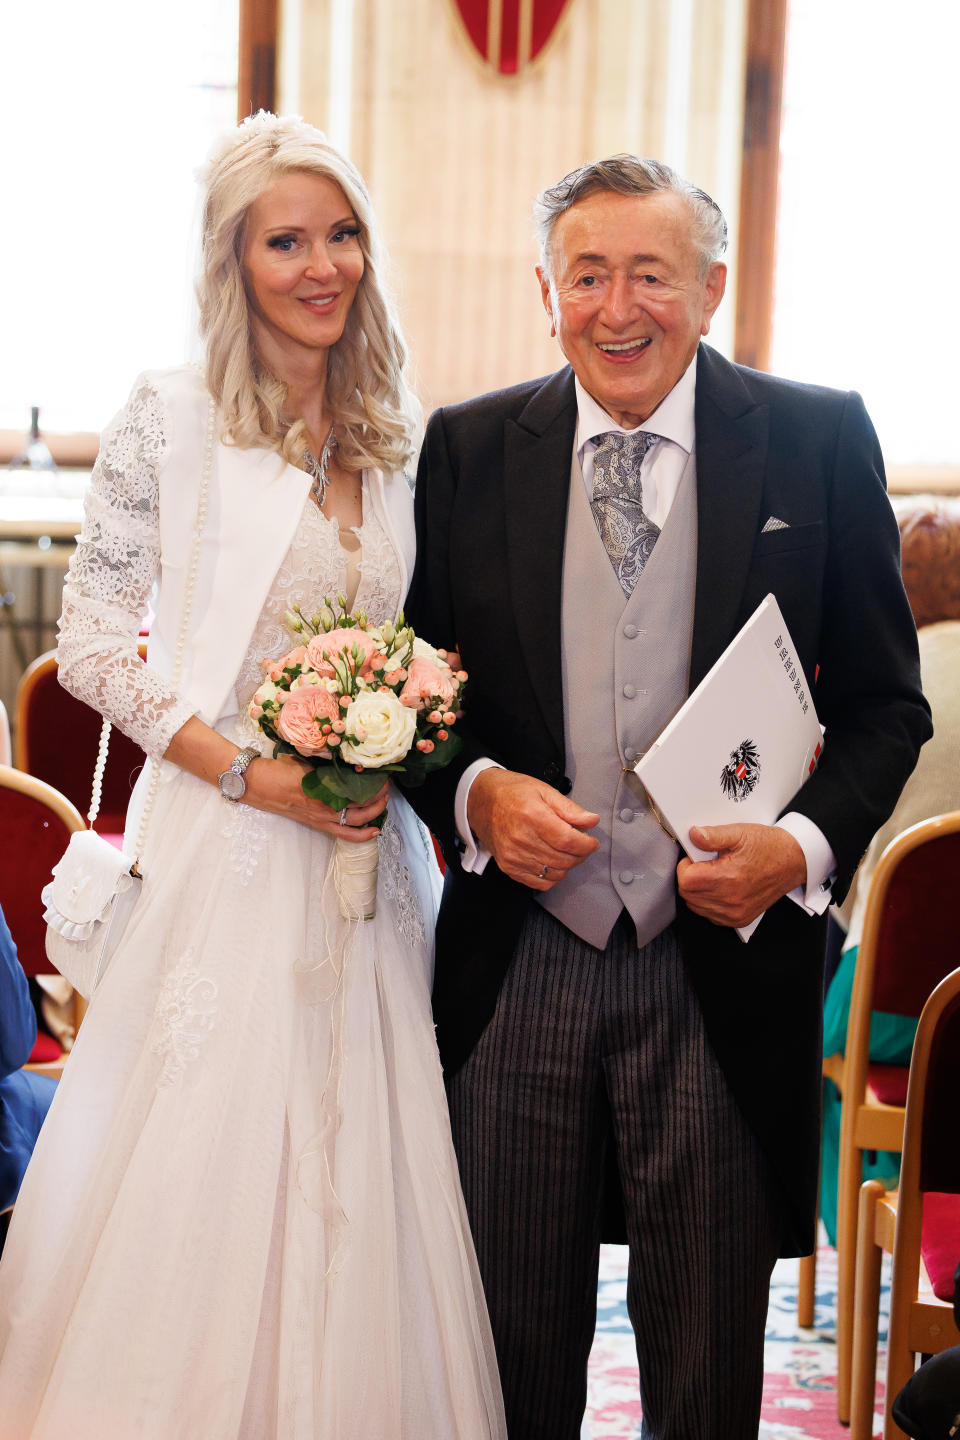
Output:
[197, 112, 418, 474]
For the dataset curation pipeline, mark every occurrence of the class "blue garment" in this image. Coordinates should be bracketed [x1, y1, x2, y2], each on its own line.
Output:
[0, 908, 57, 1212]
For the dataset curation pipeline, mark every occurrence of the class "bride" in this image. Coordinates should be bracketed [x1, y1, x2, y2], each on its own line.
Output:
[0, 112, 506, 1439]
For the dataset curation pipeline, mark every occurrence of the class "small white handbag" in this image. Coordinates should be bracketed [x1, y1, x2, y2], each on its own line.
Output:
[42, 810, 143, 1000]
[41, 394, 216, 1000]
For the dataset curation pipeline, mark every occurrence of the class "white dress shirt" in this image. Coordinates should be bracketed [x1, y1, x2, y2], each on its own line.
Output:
[454, 357, 836, 930]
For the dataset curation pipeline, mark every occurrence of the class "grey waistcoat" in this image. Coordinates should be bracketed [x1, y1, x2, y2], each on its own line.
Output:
[538, 447, 698, 950]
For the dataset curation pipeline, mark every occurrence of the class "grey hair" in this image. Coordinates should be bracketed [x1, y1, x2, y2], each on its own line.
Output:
[534, 154, 727, 279]
[197, 111, 418, 474]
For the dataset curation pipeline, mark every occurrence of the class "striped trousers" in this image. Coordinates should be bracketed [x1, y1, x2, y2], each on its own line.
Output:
[447, 905, 781, 1440]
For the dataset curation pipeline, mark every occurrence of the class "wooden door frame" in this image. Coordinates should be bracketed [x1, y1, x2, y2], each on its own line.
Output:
[238, 0, 279, 118]
[734, 0, 788, 372]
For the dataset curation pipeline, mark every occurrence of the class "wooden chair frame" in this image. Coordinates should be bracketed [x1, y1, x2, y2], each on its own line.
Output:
[0, 698, 10, 767]
[849, 966, 960, 1440]
[0, 761, 84, 832]
[809, 810, 960, 1421]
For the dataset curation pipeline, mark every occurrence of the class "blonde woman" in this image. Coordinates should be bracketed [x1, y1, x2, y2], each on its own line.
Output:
[0, 114, 505, 1440]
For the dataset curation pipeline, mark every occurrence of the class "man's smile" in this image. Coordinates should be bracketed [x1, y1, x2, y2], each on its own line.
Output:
[596, 338, 652, 359]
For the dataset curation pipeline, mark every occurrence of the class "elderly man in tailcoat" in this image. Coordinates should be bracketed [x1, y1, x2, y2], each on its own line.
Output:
[405, 155, 931, 1439]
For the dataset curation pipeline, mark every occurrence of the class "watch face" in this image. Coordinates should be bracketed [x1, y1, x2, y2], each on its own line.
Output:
[219, 769, 246, 801]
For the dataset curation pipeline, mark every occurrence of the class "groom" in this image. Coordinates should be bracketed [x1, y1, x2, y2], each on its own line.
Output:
[405, 156, 930, 1438]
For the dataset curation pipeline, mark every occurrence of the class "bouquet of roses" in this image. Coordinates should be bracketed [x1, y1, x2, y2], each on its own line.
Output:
[248, 596, 465, 919]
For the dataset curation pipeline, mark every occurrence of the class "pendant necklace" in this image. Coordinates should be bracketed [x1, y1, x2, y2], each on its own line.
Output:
[305, 426, 337, 508]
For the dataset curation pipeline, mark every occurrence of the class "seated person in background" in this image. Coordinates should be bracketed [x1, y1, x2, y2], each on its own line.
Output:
[820, 501, 960, 1244]
[0, 906, 57, 1231]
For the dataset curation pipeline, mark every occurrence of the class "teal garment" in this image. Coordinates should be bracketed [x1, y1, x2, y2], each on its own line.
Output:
[819, 943, 917, 1246]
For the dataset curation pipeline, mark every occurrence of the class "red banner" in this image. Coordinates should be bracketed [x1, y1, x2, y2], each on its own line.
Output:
[450, 0, 572, 76]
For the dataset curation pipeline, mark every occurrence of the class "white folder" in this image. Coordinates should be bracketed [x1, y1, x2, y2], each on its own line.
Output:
[635, 593, 823, 939]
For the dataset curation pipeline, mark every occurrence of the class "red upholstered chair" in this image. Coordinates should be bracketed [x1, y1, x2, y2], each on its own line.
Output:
[14, 646, 147, 840]
[849, 965, 960, 1440]
[817, 810, 960, 1423]
[0, 764, 86, 1077]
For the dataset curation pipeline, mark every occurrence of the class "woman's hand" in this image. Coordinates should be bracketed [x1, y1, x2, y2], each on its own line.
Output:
[163, 717, 388, 840]
[244, 754, 388, 839]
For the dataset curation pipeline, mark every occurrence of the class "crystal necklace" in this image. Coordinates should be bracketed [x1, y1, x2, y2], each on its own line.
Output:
[304, 426, 338, 508]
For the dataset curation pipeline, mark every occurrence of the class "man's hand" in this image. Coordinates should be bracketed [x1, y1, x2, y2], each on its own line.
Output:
[676, 823, 807, 928]
[468, 769, 600, 891]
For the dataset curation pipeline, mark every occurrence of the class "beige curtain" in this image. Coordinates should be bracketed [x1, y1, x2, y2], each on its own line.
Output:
[281, 0, 746, 412]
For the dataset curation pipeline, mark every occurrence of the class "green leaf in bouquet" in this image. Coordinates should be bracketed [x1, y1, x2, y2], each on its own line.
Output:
[258, 721, 304, 763]
[398, 730, 462, 788]
[424, 729, 462, 769]
[300, 756, 392, 809]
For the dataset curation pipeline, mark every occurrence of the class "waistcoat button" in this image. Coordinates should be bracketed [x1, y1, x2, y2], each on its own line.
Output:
[622, 683, 637, 699]
[618, 870, 635, 885]
[622, 746, 637, 762]
[623, 623, 639, 639]
[619, 808, 635, 823]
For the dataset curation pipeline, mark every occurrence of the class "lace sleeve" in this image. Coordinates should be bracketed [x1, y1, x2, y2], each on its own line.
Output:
[57, 375, 196, 761]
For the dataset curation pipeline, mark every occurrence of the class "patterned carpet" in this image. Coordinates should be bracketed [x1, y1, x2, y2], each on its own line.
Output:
[584, 1238, 890, 1439]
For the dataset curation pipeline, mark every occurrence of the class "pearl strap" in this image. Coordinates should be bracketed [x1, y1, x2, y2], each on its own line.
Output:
[86, 394, 217, 869]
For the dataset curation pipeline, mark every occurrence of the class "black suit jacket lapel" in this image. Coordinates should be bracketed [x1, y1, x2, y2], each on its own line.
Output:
[690, 344, 770, 688]
[503, 367, 577, 760]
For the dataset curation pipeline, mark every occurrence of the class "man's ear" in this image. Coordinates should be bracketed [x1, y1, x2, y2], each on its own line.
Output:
[700, 262, 727, 337]
[536, 265, 557, 338]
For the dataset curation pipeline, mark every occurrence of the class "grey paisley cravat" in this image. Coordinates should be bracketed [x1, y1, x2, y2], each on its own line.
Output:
[590, 430, 661, 596]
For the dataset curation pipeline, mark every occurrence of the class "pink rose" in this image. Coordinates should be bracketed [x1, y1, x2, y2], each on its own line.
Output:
[275, 685, 340, 756]
[306, 628, 378, 678]
[399, 657, 456, 712]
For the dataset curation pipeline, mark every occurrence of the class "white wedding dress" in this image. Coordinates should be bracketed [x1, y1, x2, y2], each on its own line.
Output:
[0, 381, 505, 1439]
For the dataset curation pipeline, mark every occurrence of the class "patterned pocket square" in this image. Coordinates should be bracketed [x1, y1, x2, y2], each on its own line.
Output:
[761, 515, 790, 533]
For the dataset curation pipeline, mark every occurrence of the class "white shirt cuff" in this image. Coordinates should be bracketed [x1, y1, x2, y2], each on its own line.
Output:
[454, 758, 503, 874]
[776, 811, 837, 916]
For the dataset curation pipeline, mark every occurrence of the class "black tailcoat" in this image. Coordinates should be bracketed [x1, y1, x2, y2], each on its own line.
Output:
[405, 343, 930, 1255]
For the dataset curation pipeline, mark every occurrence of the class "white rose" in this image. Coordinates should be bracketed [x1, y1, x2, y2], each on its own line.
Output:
[249, 679, 285, 721]
[290, 669, 322, 690]
[343, 689, 417, 767]
[411, 636, 442, 666]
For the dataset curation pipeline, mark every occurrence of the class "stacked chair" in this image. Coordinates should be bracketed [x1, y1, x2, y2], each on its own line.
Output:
[801, 811, 960, 1423]
[850, 964, 960, 1439]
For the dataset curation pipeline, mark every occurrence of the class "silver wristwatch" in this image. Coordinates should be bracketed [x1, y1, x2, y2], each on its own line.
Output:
[217, 745, 261, 802]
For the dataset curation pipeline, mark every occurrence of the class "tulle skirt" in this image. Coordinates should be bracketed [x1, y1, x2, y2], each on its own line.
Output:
[0, 769, 505, 1439]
